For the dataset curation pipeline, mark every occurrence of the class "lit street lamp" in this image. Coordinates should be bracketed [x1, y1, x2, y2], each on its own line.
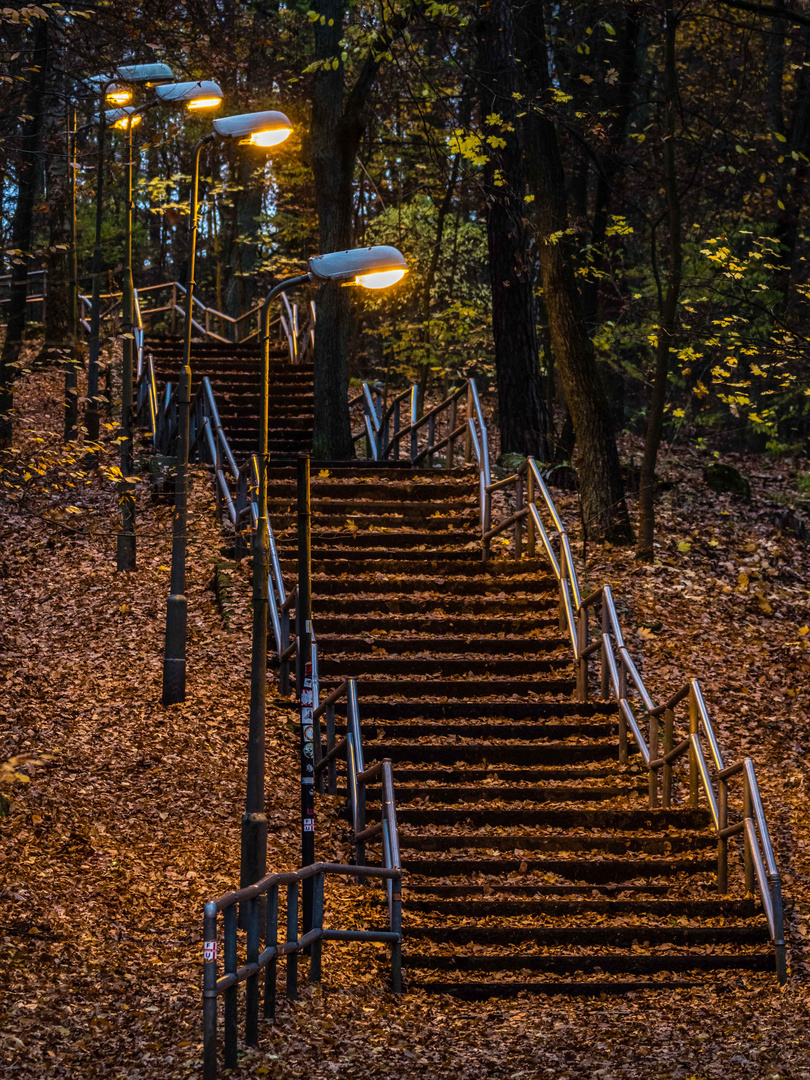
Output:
[162, 109, 293, 706]
[240, 246, 408, 907]
[105, 82, 224, 571]
[84, 63, 174, 466]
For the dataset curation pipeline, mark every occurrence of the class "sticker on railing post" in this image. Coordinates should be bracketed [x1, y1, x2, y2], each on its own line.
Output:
[303, 816, 315, 832]
[204, 941, 217, 962]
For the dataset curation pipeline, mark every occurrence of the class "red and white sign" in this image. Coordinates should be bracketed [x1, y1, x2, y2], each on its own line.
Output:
[303, 817, 315, 833]
[203, 940, 217, 962]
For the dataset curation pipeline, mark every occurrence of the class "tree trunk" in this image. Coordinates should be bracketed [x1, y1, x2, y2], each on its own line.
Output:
[636, 8, 682, 560]
[40, 34, 71, 364]
[475, 0, 549, 460]
[514, 0, 633, 543]
[310, 0, 356, 459]
[0, 15, 49, 448]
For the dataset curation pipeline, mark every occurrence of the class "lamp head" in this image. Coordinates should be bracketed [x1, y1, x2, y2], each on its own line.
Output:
[106, 84, 132, 106]
[212, 109, 292, 148]
[155, 79, 224, 111]
[116, 62, 174, 86]
[104, 107, 142, 130]
[307, 245, 408, 289]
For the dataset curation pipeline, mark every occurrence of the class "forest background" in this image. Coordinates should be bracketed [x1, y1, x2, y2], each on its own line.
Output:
[3, 0, 810, 553]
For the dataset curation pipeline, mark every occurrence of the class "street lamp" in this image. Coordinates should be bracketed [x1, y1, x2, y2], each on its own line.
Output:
[240, 246, 408, 905]
[84, 62, 173, 465]
[162, 109, 293, 706]
[105, 82, 224, 572]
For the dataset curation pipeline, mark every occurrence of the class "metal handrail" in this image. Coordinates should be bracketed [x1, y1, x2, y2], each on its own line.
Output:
[461, 413, 787, 981]
[202, 860, 401, 1079]
[80, 279, 304, 357]
[352, 377, 487, 474]
[313, 677, 402, 919]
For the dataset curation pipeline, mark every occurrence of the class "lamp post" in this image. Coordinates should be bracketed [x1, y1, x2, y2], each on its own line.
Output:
[162, 109, 293, 706]
[84, 63, 174, 467]
[241, 246, 408, 909]
[105, 83, 225, 571]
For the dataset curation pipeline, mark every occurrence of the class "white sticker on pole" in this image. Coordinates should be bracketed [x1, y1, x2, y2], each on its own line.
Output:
[303, 816, 315, 833]
[204, 940, 217, 962]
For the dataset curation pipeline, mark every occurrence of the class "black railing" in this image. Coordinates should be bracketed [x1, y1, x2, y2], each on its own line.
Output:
[203, 861, 401, 1079]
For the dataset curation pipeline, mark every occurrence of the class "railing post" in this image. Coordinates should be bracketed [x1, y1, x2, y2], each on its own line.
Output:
[410, 386, 419, 462]
[205, 307, 210, 338]
[245, 897, 259, 1046]
[526, 463, 536, 557]
[688, 686, 699, 810]
[558, 545, 568, 634]
[392, 404, 400, 462]
[280, 602, 291, 695]
[427, 413, 436, 469]
[326, 704, 337, 795]
[717, 778, 728, 893]
[264, 884, 278, 1020]
[618, 654, 628, 764]
[223, 905, 238, 1070]
[576, 604, 588, 703]
[170, 282, 177, 336]
[514, 475, 523, 558]
[464, 383, 472, 463]
[391, 877, 402, 994]
[286, 883, 298, 1000]
[648, 712, 659, 808]
[600, 599, 609, 699]
[743, 781, 755, 896]
[309, 872, 325, 983]
[203, 902, 218, 1080]
[662, 707, 674, 807]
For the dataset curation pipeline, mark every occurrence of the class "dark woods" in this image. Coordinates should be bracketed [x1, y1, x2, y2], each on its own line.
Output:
[2, 1, 810, 546]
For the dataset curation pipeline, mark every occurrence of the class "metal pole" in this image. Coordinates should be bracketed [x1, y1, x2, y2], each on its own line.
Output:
[298, 451, 314, 933]
[240, 274, 311, 890]
[116, 116, 136, 570]
[162, 137, 209, 704]
[65, 98, 80, 443]
[241, 297, 271, 893]
[86, 82, 113, 466]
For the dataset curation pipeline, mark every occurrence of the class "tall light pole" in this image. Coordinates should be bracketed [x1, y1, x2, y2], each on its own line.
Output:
[83, 63, 174, 467]
[105, 82, 225, 571]
[241, 246, 408, 907]
[162, 109, 294, 706]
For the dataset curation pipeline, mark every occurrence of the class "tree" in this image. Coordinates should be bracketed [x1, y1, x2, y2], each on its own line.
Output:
[0, 12, 49, 449]
[514, 0, 633, 543]
[475, 0, 549, 459]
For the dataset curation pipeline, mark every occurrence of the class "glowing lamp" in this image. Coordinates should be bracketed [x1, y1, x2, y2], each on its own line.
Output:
[307, 245, 408, 288]
[155, 80, 224, 111]
[212, 110, 293, 149]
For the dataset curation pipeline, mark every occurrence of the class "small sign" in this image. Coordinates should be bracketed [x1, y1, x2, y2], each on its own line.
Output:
[302, 707, 313, 723]
[305, 664, 312, 678]
[301, 689, 313, 707]
[303, 816, 315, 833]
[303, 724, 313, 742]
[204, 941, 217, 962]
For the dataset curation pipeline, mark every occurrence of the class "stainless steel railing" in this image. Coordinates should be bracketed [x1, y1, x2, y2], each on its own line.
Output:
[463, 425, 787, 983]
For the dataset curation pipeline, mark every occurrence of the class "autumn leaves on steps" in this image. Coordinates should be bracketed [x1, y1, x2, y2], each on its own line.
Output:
[148, 337, 773, 998]
[146, 338, 313, 461]
[260, 463, 772, 998]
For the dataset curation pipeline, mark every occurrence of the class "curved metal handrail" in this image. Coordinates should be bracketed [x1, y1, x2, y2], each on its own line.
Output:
[462, 422, 787, 982]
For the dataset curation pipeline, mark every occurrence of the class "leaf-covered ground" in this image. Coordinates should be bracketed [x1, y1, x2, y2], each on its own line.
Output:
[2, 365, 809, 1079]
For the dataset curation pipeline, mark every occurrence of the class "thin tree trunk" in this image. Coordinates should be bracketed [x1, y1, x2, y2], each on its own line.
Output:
[475, 0, 549, 460]
[40, 27, 71, 364]
[0, 15, 49, 448]
[514, 0, 633, 543]
[309, 0, 403, 458]
[637, 8, 682, 560]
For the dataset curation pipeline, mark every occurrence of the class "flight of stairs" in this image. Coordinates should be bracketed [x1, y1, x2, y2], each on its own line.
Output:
[142, 344, 774, 995]
[264, 463, 773, 997]
[145, 337, 313, 460]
